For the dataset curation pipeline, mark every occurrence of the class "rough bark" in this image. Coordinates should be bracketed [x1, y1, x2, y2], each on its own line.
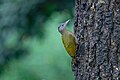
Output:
[72, 0, 120, 80]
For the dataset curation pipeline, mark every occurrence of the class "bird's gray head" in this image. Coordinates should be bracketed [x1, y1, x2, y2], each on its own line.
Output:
[58, 19, 70, 34]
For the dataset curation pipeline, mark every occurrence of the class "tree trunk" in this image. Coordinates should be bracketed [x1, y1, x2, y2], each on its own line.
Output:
[72, 0, 120, 80]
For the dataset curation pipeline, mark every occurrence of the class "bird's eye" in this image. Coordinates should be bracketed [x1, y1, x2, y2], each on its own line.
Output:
[61, 23, 64, 26]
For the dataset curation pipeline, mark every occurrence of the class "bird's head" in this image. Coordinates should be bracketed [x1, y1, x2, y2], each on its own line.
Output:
[58, 19, 70, 34]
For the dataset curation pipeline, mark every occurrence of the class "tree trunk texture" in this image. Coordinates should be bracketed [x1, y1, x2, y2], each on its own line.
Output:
[72, 0, 120, 80]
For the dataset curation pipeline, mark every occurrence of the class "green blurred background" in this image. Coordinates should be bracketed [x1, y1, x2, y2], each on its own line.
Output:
[0, 0, 75, 80]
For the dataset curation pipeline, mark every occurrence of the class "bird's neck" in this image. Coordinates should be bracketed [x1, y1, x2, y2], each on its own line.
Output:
[61, 28, 67, 35]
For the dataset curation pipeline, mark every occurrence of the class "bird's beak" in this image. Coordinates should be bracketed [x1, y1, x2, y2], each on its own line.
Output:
[64, 19, 70, 27]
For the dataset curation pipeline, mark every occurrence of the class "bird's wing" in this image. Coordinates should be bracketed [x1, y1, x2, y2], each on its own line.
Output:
[62, 32, 76, 58]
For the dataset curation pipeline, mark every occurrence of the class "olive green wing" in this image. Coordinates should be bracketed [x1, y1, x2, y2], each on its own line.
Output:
[62, 33, 76, 58]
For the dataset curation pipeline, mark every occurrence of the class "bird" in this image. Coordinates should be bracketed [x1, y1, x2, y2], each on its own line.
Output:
[58, 19, 78, 60]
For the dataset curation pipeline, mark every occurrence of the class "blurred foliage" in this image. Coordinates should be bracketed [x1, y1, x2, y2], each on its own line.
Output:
[0, 0, 74, 80]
